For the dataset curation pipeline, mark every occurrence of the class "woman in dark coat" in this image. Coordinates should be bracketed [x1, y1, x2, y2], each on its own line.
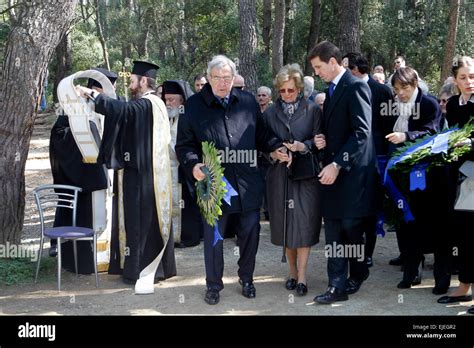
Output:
[264, 63, 323, 296]
[386, 67, 450, 291]
[437, 56, 474, 313]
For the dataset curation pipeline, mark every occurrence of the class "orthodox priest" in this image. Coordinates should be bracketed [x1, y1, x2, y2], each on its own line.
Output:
[76, 61, 176, 294]
[162, 79, 203, 248]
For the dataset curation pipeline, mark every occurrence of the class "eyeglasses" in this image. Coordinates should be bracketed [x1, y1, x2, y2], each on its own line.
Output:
[279, 88, 296, 94]
[257, 94, 268, 97]
[211, 76, 233, 83]
[440, 98, 448, 103]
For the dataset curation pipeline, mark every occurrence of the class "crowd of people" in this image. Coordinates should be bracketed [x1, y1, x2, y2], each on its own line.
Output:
[50, 40, 473, 312]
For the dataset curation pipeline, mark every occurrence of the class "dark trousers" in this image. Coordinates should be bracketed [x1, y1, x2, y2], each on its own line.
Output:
[203, 210, 260, 291]
[325, 218, 370, 290]
[180, 181, 203, 246]
[399, 221, 451, 289]
[364, 215, 377, 258]
[456, 212, 474, 284]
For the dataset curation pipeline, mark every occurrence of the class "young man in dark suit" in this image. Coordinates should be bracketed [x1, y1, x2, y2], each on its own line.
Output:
[309, 41, 378, 304]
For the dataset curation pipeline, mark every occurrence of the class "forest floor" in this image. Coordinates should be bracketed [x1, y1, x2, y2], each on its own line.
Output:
[0, 111, 472, 316]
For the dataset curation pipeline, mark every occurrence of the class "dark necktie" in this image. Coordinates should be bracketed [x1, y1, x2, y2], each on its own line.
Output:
[328, 82, 335, 97]
[220, 98, 228, 108]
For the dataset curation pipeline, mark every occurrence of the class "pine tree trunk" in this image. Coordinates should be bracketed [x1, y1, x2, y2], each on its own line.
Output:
[0, 0, 77, 244]
[272, 0, 285, 78]
[262, 0, 272, 56]
[95, 0, 110, 70]
[283, 0, 294, 65]
[52, 33, 72, 103]
[121, 0, 132, 66]
[304, 0, 321, 76]
[337, 0, 360, 54]
[238, 0, 259, 94]
[440, 0, 460, 87]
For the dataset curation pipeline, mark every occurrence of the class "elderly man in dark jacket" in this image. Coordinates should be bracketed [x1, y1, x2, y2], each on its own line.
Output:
[176, 55, 284, 305]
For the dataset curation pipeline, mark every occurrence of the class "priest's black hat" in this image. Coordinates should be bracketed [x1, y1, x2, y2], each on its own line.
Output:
[162, 80, 195, 102]
[163, 80, 184, 96]
[87, 67, 118, 89]
[131, 60, 159, 79]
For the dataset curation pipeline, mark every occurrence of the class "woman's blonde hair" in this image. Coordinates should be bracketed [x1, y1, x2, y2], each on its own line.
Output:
[274, 63, 304, 92]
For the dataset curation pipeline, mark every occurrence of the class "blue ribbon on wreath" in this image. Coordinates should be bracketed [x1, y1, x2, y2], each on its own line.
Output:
[212, 177, 238, 246]
[383, 128, 457, 222]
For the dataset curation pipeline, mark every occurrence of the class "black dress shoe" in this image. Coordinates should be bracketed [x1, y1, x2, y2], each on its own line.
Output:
[122, 277, 136, 285]
[389, 255, 403, 266]
[242, 281, 256, 298]
[49, 245, 58, 257]
[437, 294, 472, 304]
[366, 257, 373, 268]
[397, 277, 421, 289]
[345, 278, 365, 295]
[412, 273, 422, 286]
[314, 286, 348, 304]
[468, 306, 474, 314]
[204, 288, 220, 305]
[285, 278, 297, 290]
[296, 283, 308, 296]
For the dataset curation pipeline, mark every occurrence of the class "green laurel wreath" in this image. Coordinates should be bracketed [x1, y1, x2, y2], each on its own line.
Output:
[195, 141, 227, 226]
[385, 117, 474, 227]
[390, 117, 474, 174]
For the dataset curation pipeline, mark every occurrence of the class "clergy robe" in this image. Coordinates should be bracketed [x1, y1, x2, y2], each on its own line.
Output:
[93, 92, 176, 286]
[49, 114, 108, 274]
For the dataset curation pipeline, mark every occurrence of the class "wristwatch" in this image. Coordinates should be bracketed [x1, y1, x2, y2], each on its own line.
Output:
[332, 162, 341, 170]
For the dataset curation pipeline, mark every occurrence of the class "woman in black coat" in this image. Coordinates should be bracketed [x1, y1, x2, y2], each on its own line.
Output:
[437, 56, 474, 313]
[264, 64, 323, 296]
[386, 67, 450, 292]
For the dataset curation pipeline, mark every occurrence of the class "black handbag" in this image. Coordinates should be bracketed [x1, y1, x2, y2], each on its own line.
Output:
[288, 151, 321, 181]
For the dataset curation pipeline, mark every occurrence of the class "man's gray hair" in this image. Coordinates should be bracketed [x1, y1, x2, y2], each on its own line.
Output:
[303, 76, 315, 98]
[257, 86, 271, 96]
[207, 55, 237, 77]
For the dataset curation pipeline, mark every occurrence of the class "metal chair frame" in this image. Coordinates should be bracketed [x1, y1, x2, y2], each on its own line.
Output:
[32, 184, 98, 291]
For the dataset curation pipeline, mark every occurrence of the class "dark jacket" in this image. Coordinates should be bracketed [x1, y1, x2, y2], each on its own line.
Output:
[446, 94, 474, 151]
[263, 97, 323, 247]
[403, 88, 442, 142]
[321, 70, 378, 219]
[175, 83, 282, 214]
[367, 76, 395, 155]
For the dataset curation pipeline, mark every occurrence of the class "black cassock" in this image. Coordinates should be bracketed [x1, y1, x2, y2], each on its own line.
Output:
[94, 94, 176, 283]
[49, 115, 108, 274]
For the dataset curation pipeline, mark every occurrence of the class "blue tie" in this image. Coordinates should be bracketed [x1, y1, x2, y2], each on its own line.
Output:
[328, 82, 335, 97]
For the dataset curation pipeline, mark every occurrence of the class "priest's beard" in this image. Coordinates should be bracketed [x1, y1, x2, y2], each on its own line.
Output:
[130, 86, 141, 100]
[167, 107, 180, 119]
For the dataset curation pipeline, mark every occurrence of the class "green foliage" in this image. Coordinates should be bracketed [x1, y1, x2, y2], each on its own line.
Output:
[2, 0, 471, 99]
[390, 118, 474, 174]
[0, 257, 56, 286]
[196, 142, 227, 226]
[71, 28, 104, 72]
